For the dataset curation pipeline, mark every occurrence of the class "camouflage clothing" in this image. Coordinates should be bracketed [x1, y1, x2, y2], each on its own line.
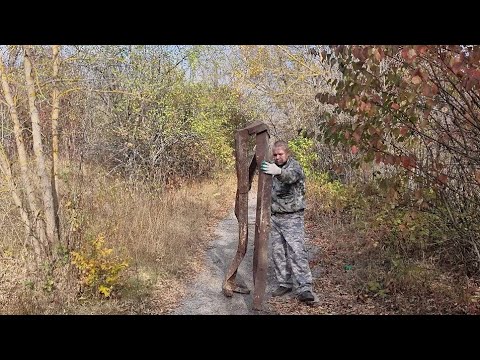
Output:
[271, 157, 305, 214]
[271, 212, 312, 293]
[270, 157, 312, 294]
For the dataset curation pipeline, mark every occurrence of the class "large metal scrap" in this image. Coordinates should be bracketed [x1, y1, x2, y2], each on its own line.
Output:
[222, 121, 272, 311]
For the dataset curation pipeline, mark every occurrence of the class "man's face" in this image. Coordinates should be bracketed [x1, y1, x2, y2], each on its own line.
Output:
[273, 146, 289, 166]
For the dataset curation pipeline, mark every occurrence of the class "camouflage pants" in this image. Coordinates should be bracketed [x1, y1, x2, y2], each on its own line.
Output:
[270, 211, 312, 293]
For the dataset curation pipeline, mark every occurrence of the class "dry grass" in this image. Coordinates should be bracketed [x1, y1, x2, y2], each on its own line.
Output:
[267, 180, 480, 315]
[66, 165, 236, 314]
[0, 163, 236, 314]
[79, 166, 235, 274]
[0, 185, 24, 253]
[0, 185, 30, 314]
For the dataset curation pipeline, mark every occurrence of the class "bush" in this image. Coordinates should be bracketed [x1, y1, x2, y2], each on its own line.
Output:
[71, 234, 129, 298]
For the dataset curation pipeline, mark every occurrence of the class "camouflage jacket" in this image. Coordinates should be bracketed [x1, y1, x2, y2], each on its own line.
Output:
[271, 157, 305, 214]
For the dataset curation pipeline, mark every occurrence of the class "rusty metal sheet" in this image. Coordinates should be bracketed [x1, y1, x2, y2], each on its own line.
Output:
[223, 129, 250, 296]
[244, 120, 268, 135]
[223, 123, 272, 311]
[252, 130, 272, 310]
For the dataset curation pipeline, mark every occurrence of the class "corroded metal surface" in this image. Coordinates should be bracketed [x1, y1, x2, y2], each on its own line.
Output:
[222, 122, 271, 311]
[223, 129, 249, 297]
[252, 130, 272, 310]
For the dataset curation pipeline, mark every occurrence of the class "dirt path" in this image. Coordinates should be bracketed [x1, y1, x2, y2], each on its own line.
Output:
[171, 191, 269, 314]
[171, 189, 322, 315]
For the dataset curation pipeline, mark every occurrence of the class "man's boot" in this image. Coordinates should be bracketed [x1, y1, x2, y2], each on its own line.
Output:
[271, 286, 293, 297]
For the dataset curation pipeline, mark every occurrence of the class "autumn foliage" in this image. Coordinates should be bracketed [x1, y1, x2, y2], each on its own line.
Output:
[316, 45, 480, 273]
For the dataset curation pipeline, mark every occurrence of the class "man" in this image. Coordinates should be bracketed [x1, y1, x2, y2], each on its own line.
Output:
[260, 140, 315, 302]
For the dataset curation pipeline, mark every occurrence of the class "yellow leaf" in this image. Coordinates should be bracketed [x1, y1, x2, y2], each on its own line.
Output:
[99, 285, 111, 297]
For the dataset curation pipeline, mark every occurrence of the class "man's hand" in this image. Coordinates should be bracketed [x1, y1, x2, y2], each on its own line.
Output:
[261, 160, 281, 176]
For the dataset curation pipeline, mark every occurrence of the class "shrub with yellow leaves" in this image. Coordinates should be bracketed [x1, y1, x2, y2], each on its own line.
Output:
[71, 234, 129, 298]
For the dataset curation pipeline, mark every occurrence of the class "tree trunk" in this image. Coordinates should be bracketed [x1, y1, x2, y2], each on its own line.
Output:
[50, 45, 61, 246]
[24, 46, 59, 254]
[0, 145, 40, 258]
[0, 57, 48, 257]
